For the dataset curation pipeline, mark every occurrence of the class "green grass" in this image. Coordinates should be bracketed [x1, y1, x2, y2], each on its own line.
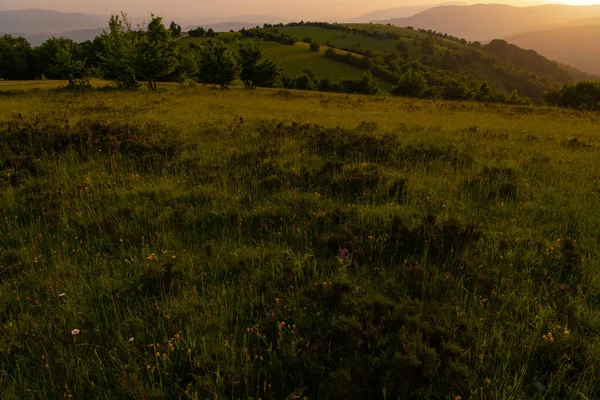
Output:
[1, 85, 600, 399]
[178, 38, 391, 88]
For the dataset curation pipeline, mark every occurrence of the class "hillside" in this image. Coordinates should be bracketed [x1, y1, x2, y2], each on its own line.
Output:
[348, 2, 465, 23]
[378, 4, 600, 42]
[233, 22, 597, 101]
[506, 24, 600, 76]
[0, 9, 106, 34]
[179, 36, 392, 89]
[1, 83, 600, 399]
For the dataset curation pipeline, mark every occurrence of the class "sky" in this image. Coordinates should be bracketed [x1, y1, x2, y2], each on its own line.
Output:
[1, 0, 599, 21]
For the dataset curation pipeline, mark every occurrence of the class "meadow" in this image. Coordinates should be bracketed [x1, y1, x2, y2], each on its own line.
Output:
[178, 37, 391, 87]
[1, 84, 600, 399]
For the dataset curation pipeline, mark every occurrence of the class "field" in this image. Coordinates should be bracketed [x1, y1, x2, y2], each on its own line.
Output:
[178, 37, 390, 87]
[1, 85, 600, 399]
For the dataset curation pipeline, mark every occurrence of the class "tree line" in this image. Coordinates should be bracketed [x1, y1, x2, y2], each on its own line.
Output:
[2, 15, 599, 108]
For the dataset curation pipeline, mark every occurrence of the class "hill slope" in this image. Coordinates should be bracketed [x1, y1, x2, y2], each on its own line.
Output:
[237, 22, 597, 101]
[179, 36, 391, 89]
[378, 4, 600, 41]
[348, 2, 465, 23]
[506, 24, 600, 76]
[0, 9, 106, 34]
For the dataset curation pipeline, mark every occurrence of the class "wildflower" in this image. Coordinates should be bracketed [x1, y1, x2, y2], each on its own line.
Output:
[187, 349, 192, 354]
[564, 328, 570, 336]
[129, 337, 134, 343]
[71, 329, 80, 336]
[59, 293, 66, 297]
[146, 253, 159, 262]
[340, 248, 351, 260]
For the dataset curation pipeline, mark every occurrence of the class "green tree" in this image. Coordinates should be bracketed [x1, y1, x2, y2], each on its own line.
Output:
[310, 42, 320, 52]
[99, 14, 139, 88]
[47, 41, 88, 87]
[136, 15, 180, 90]
[238, 40, 282, 89]
[196, 39, 240, 89]
[475, 81, 492, 102]
[33, 37, 83, 79]
[355, 72, 379, 94]
[189, 27, 206, 37]
[169, 21, 182, 38]
[294, 72, 315, 91]
[0, 35, 34, 80]
[392, 68, 428, 98]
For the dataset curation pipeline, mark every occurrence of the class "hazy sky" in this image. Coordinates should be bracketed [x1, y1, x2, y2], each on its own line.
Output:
[1, 0, 598, 21]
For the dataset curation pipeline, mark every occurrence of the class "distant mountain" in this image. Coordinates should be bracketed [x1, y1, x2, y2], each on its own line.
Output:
[378, 4, 600, 42]
[349, 2, 465, 23]
[183, 15, 288, 33]
[15, 28, 106, 46]
[506, 24, 600, 76]
[0, 9, 106, 34]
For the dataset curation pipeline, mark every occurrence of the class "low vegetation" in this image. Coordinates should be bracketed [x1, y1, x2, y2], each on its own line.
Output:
[1, 85, 600, 399]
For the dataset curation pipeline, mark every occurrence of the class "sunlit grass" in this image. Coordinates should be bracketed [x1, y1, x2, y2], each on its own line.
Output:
[0, 85, 599, 399]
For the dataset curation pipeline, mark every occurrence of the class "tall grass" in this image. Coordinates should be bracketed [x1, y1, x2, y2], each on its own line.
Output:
[0, 86, 599, 399]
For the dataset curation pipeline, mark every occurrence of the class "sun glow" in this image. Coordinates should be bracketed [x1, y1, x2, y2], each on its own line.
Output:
[551, 0, 600, 4]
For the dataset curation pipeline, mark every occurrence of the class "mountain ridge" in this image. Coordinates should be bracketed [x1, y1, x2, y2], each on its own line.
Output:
[377, 4, 600, 41]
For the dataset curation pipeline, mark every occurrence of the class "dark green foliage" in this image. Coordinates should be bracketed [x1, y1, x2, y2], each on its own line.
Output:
[169, 21, 182, 38]
[310, 42, 320, 52]
[238, 40, 282, 89]
[135, 16, 179, 90]
[0, 35, 35, 80]
[99, 14, 139, 88]
[32, 37, 84, 80]
[195, 39, 240, 88]
[392, 68, 428, 98]
[188, 26, 206, 37]
[341, 72, 379, 94]
[46, 41, 89, 88]
[544, 81, 600, 111]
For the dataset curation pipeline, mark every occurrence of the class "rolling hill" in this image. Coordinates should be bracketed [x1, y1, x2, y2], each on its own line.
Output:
[377, 4, 600, 42]
[179, 35, 392, 89]
[0, 9, 106, 34]
[178, 22, 597, 102]
[506, 24, 600, 76]
[348, 2, 465, 23]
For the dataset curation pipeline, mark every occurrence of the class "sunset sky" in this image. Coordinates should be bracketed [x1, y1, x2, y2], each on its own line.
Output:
[1, 0, 599, 20]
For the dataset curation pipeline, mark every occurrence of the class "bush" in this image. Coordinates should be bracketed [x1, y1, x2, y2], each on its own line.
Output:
[544, 81, 600, 111]
[310, 42, 320, 52]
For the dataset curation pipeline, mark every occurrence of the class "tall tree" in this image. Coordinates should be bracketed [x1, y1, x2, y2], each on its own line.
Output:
[238, 40, 282, 88]
[0, 35, 34, 80]
[136, 15, 179, 90]
[47, 41, 88, 87]
[169, 21, 182, 38]
[196, 39, 240, 89]
[33, 37, 82, 79]
[99, 14, 139, 88]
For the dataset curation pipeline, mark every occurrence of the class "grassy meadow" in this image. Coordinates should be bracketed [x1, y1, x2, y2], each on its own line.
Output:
[178, 38, 391, 87]
[1, 85, 600, 399]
